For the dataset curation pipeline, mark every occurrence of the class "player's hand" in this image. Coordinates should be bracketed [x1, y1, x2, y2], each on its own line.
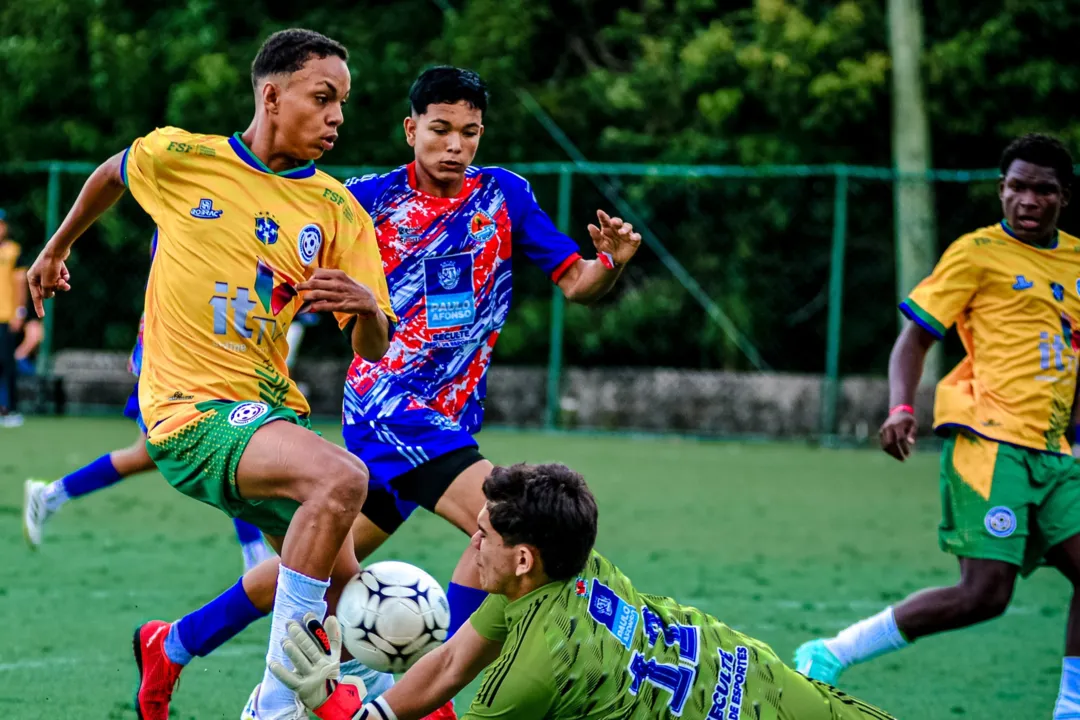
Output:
[268, 614, 368, 717]
[27, 249, 72, 318]
[880, 411, 917, 461]
[297, 269, 379, 317]
[588, 210, 641, 267]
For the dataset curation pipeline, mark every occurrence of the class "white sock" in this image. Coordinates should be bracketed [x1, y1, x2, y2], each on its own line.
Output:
[257, 565, 330, 719]
[1055, 657, 1080, 719]
[824, 606, 909, 667]
[340, 659, 395, 700]
[43, 480, 69, 513]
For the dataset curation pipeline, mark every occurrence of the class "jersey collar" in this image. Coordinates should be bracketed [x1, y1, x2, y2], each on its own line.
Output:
[228, 133, 317, 180]
[1000, 219, 1058, 249]
[406, 161, 471, 199]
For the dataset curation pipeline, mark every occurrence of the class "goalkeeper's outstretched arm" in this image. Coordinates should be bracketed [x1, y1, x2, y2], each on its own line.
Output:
[276, 615, 501, 720]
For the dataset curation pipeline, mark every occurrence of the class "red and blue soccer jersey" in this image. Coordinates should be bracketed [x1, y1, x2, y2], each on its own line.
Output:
[343, 163, 580, 435]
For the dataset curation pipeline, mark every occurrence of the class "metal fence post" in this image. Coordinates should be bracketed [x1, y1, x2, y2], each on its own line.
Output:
[544, 170, 572, 430]
[821, 167, 849, 440]
[37, 163, 61, 376]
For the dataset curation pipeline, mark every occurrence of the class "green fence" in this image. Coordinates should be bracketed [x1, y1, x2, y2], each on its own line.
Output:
[0, 160, 1015, 436]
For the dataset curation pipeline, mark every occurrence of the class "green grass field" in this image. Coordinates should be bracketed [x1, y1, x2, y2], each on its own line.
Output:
[0, 417, 1071, 718]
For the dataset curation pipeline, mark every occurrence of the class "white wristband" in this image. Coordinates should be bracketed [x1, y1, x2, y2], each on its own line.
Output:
[358, 697, 398, 720]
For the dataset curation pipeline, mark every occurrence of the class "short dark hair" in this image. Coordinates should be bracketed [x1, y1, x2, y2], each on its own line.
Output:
[251, 29, 348, 89]
[1000, 133, 1075, 189]
[408, 66, 488, 116]
[483, 463, 598, 581]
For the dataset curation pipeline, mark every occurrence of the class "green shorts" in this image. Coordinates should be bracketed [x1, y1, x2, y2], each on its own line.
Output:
[939, 429, 1080, 575]
[146, 400, 310, 537]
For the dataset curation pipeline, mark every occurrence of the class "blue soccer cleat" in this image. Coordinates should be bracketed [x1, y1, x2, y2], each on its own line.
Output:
[794, 639, 847, 685]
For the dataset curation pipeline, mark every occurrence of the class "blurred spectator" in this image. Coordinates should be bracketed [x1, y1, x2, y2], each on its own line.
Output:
[0, 208, 29, 427]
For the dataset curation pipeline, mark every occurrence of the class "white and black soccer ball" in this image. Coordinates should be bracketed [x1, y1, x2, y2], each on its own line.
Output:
[337, 560, 451, 673]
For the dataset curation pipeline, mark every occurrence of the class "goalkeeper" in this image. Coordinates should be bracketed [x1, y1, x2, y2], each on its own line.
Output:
[271, 463, 895, 720]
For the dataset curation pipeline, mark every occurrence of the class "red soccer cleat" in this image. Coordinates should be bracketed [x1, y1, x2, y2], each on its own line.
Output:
[133, 620, 185, 720]
[422, 701, 458, 720]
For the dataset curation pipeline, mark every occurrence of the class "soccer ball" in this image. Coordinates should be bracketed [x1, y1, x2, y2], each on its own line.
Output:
[337, 560, 451, 673]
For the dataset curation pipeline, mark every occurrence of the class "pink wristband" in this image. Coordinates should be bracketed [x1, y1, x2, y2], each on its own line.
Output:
[889, 404, 914, 416]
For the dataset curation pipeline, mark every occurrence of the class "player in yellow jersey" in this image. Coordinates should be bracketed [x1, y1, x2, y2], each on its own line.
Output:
[27, 29, 396, 720]
[795, 134, 1080, 717]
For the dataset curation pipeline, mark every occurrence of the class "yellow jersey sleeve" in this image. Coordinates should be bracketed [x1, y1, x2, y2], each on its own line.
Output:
[325, 197, 396, 330]
[121, 129, 172, 221]
[900, 238, 981, 339]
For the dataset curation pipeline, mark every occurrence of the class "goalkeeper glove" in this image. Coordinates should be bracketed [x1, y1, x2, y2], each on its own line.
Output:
[268, 614, 370, 719]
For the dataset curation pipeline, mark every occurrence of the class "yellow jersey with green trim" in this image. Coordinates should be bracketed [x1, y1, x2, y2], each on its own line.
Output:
[900, 221, 1080, 453]
[121, 126, 394, 438]
[0, 239, 29, 324]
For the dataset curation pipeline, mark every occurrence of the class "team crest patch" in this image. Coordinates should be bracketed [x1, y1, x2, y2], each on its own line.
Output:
[190, 198, 223, 220]
[575, 578, 588, 597]
[588, 578, 639, 649]
[438, 260, 462, 290]
[984, 506, 1017, 538]
[298, 224, 323, 265]
[227, 402, 270, 427]
[255, 213, 279, 245]
[469, 211, 496, 242]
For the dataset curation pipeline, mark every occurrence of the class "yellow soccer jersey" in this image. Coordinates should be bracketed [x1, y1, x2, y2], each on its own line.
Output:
[0, 240, 28, 324]
[901, 221, 1080, 454]
[121, 127, 394, 437]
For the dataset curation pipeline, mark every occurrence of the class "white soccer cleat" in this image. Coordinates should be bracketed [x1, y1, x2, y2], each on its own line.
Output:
[22, 479, 53, 550]
[2, 413, 24, 428]
[240, 683, 306, 720]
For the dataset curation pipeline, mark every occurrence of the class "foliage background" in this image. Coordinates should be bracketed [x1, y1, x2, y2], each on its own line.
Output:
[2, 0, 1078, 371]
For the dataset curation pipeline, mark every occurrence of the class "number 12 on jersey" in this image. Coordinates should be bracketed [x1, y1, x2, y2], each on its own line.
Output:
[589, 579, 702, 716]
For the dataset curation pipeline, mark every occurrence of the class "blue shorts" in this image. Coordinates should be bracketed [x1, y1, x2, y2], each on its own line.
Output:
[123, 381, 147, 434]
[344, 407, 480, 533]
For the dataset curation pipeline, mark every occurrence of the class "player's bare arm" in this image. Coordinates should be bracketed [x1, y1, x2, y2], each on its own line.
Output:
[27, 150, 126, 316]
[880, 321, 936, 461]
[556, 209, 642, 304]
[297, 268, 390, 361]
[373, 622, 501, 720]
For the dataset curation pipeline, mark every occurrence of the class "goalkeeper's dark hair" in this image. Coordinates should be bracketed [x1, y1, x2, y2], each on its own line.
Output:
[483, 463, 598, 581]
[251, 29, 348, 89]
[1000, 133, 1074, 189]
[409, 66, 488, 116]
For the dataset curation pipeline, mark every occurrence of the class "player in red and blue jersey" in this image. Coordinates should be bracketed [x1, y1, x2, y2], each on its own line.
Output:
[22, 231, 272, 570]
[337, 66, 639, 661]
[132, 66, 640, 720]
[339, 67, 635, 556]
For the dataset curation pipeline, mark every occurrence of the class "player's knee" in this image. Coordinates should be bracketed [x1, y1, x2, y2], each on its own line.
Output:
[316, 453, 369, 517]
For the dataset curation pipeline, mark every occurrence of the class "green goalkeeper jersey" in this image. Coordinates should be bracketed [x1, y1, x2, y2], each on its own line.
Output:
[465, 552, 894, 720]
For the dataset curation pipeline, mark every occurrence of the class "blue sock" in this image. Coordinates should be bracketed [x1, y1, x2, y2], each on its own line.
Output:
[233, 518, 262, 545]
[446, 582, 488, 639]
[60, 454, 124, 499]
[164, 578, 267, 666]
[1055, 657, 1080, 719]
